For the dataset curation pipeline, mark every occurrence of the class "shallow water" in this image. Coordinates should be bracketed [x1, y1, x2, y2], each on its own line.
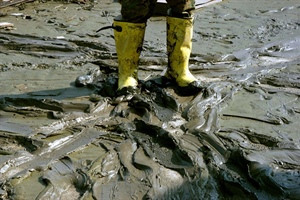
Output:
[0, 0, 300, 199]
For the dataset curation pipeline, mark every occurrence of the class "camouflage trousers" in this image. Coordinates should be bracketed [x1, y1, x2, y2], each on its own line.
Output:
[118, 0, 195, 22]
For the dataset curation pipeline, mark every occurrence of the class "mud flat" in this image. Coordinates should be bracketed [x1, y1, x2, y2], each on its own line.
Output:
[0, 0, 300, 199]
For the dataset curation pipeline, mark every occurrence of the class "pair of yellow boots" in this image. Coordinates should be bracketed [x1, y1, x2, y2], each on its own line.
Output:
[114, 16, 198, 92]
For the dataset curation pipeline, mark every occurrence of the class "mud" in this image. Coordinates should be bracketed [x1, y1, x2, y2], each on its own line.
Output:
[0, 0, 300, 199]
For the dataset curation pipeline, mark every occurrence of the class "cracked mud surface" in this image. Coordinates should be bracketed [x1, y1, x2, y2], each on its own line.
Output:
[1, 0, 300, 199]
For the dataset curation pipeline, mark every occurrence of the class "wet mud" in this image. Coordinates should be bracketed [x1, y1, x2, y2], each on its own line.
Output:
[1, 0, 300, 199]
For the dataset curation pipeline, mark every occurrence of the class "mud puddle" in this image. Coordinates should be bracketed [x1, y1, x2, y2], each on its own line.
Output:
[1, 0, 300, 199]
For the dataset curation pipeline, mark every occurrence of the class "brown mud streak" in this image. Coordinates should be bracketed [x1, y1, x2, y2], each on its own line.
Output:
[0, 0, 34, 9]
[0, 127, 107, 180]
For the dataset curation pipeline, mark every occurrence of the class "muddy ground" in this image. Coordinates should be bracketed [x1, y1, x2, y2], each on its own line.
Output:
[0, 0, 300, 199]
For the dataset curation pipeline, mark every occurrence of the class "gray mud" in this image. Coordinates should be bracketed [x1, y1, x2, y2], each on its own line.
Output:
[1, 0, 300, 199]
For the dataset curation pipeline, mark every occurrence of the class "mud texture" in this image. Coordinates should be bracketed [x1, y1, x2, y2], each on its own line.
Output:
[1, 0, 300, 199]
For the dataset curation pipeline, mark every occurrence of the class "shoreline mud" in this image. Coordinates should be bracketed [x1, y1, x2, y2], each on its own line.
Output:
[1, 0, 300, 199]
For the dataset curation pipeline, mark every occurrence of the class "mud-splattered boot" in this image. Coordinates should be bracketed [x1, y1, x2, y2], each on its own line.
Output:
[113, 19, 146, 95]
[166, 15, 203, 95]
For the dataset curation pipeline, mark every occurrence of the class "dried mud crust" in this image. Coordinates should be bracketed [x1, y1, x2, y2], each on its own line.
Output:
[1, 0, 300, 199]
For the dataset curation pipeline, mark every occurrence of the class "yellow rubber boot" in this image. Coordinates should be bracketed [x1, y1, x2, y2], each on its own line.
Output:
[166, 16, 197, 87]
[113, 20, 146, 90]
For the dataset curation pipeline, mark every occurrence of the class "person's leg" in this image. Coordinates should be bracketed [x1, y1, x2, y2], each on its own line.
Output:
[119, 0, 157, 23]
[114, 0, 157, 94]
[113, 18, 146, 93]
[165, 0, 202, 90]
[166, 0, 195, 17]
